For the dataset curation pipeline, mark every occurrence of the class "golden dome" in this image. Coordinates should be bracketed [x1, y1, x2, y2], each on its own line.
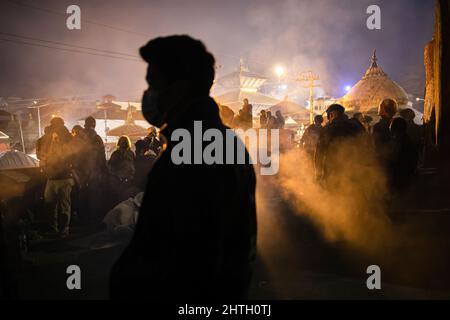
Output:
[341, 51, 409, 113]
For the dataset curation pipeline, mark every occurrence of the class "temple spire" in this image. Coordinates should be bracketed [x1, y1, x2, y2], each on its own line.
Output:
[371, 50, 378, 68]
[126, 103, 135, 124]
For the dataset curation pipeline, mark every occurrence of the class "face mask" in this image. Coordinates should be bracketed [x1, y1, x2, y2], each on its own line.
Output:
[141, 89, 165, 128]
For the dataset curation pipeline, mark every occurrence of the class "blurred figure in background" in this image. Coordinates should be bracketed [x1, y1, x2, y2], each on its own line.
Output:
[134, 139, 156, 190]
[399, 108, 423, 153]
[363, 115, 374, 133]
[373, 99, 398, 167]
[350, 112, 366, 132]
[388, 117, 419, 191]
[44, 117, 74, 237]
[109, 136, 135, 201]
[259, 110, 267, 129]
[70, 125, 89, 226]
[109, 136, 135, 182]
[36, 126, 53, 169]
[144, 126, 162, 156]
[275, 110, 285, 129]
[83, 116, 107, 226]
[233, 99, 253, 129]
[266, 111, 278, 130]
[300, 115, 323, 158]
[315, 104, 364, 182]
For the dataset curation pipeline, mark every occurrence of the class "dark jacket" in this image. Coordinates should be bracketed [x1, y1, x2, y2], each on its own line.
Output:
[315, 115, 364, 180]
[110, 96, 257, 300]
[84, 128, 107, 181]
[45, 126, 73, 180]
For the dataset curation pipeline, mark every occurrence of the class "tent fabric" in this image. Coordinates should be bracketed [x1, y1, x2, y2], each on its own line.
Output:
[214, 90, 280, 112]
[106, 123, 148, 138]
[0, 150, 39, 170]
[269, 100, 311, 118]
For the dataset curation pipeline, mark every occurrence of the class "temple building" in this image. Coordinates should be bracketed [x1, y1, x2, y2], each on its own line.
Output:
[340, 51, 410, 114]
[213, 59, 280, 113]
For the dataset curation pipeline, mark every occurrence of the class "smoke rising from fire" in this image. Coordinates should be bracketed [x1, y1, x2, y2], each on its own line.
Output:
[272, 137, 396, 256]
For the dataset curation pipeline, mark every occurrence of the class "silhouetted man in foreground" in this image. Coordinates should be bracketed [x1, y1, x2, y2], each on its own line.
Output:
[110, 35, 257, 300]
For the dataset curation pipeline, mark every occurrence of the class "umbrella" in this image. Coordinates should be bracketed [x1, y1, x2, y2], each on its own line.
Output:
[0, 150, 39, 170]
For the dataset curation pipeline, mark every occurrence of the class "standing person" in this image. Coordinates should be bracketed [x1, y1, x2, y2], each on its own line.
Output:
[134, 139, 156, 190]
[70, 125, 89, 225]
[83, 116, 107, 226]
[36, 126, 52, 169]
[108, 136, 136, 202]
[350, 112, 366, 132]
[266, 111, 277, 129]
[240, 99, 253, 129]
[388, 117, 419, 191]
[275, 110, 285, 129]
[109, 136, 135, 183]
[363, 115, 374, 134]
[259, 110, 267, 129]
[110, 35, 256, 300]
[44, 117, 74, 237]
[315, 104, 364, 182]
[373, 99, 397, 158]
[144, 126, 162, 156]
[399, 108, 423, 152]
[300, 115, 323, 157]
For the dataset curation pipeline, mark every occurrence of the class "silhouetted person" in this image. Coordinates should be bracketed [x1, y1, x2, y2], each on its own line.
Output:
[234, 99, 253, 129]
[36, 126, 52, 168]
[350, 112, 366, 132]
[315, 104, 364, 182]
[363, 115, 374, 133]
[266, 111, 277, 129]
[275, 110, 285, 129]
[399, 108, 423, 153]
[70, 125, 90, 225]
[300, 115, 323, 157]
[110, 35, 257, 300]
[109, 136, 135, 183]
[259, 110, 267, 129]
[83, 116, 107, 225]
[143, 126, 162, 156]
[44, 117, 74, 237]
[241, 99, 253, 129]
[373, 99, 397, 167]
[388, 117, 418, 191]
[134, 139, 156, 190]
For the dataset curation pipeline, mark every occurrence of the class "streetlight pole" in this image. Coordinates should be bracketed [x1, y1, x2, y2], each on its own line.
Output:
[298, 71, 320, 125]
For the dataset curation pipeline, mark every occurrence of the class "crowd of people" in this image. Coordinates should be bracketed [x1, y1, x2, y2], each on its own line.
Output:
[218, 99, 286, 130]
[36, 116, 161, 237]
[300, 99, 422, 191]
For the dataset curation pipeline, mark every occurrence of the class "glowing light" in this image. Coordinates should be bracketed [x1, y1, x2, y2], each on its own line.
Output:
[345, 85, 352, 92]
[274, 65, 285, 78]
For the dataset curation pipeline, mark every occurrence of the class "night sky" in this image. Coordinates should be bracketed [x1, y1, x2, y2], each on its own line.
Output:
[0, 0, 435, 101]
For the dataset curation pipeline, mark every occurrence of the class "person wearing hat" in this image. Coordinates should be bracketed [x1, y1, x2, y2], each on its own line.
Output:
[43, 117, 75, 237]
[110, 35, 257, 300]
[315, 104, 364, 181]
[80, 116, 107, 226]
[300, 114, 324, 157]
